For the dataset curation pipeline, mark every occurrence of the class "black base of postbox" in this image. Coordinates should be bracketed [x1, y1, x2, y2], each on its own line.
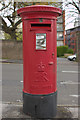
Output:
[23, 91, 57, 119]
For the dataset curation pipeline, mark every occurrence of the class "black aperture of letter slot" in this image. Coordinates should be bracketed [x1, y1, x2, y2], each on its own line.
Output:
[31, 24, 51, 27]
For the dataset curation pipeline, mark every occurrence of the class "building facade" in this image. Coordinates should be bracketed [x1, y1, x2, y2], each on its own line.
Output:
[65, 26, 80, 53]
[57, 10, 65, 46]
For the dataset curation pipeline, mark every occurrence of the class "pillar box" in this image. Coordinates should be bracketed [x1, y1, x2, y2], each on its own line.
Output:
[17, 5, 62, 118]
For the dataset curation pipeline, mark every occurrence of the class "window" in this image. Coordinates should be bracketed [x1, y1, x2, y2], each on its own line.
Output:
[36, 33, 46, 50]
[57, 24, 63, 29]
[57, 16, 63, 22]
[57, 32, 63, 39]
[71, 34, 74, 38]
[67, 35, 70, 40]
[72, 40, 74, 43]
[72, 45, 74, 49]
[66, 30, 70, 35]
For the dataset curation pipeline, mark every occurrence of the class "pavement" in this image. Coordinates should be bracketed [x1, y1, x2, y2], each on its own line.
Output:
[0, 59, 23, 64]
[0, 58, 79, 119]
[1, 103, 79, 119]
[2, 103, 74, 119]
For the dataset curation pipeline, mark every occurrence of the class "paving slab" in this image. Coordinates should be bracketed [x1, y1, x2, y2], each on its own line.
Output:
[2, 103, 78, 119]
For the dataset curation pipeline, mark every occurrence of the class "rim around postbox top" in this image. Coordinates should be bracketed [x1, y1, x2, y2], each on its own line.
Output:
[17, 5, 62, 17]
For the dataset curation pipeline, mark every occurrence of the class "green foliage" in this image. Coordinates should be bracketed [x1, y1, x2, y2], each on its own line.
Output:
[16, 32, 23, 41]
[66, 49, 74, 54]
[4, 33, 11, 40]
[57, 46, 68, 57]
[57, 46, 74, 57]
[1, 1, 62, 41]
[4, 32, 22, 41]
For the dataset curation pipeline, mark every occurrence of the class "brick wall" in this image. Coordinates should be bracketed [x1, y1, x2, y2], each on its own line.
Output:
[65, 27, 80, 54]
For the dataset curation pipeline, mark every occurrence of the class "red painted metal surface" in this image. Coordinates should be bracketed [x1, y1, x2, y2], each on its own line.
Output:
[17, 5, 62, 95]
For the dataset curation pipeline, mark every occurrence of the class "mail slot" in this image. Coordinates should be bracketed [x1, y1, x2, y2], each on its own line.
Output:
[30, 23, 51, 30]
[17, 5, 62, 118]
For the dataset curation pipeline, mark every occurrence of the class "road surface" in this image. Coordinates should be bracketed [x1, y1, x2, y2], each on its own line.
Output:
[2, 58, 79, 106]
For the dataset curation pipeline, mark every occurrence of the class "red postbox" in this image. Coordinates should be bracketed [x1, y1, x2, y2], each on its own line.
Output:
[17, 5, 62, 118]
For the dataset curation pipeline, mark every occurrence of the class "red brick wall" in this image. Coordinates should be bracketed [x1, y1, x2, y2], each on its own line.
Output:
[65, 28, 80, 53]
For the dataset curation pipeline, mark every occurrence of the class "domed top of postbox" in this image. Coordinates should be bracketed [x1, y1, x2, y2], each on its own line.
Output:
[17, 5, 62, 20]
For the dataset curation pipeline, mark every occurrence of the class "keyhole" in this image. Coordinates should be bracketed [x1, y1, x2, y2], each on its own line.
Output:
[52, 53, 54, 56]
